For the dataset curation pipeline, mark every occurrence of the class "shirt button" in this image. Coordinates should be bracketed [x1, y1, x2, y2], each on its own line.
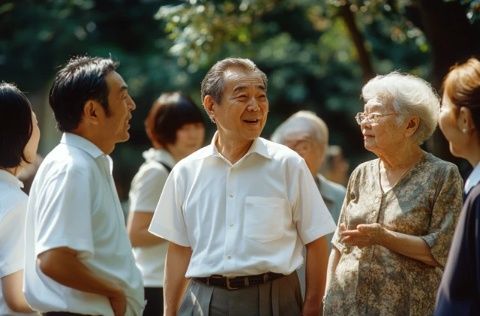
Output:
[229, 194, 234, 198]
[227, 255, 232, 259]
[229, 223, 234, 227]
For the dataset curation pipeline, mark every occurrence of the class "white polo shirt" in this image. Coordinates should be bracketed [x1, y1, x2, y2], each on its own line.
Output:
[24, 133, 144, 315]
[129, 148, 174, 287]
[0, 170, 36, 316]
[149, 136, 336, 278]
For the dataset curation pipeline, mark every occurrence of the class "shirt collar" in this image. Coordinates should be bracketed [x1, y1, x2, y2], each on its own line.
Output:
[0, 169, 24, 188]
[465, 162, 480, 194]
[316, 174, 335, 202]
[142, 148, 176, 167]
[60, 133, 105, 159]
[197, 132, 272, 161]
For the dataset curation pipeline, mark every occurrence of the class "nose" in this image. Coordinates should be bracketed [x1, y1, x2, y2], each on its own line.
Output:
[246, 98, 259, 111]
[128, 94, 136, 111]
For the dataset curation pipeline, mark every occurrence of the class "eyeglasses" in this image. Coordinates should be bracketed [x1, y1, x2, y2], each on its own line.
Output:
[355, 112, 396, 125]
[284, 137, 314, 153]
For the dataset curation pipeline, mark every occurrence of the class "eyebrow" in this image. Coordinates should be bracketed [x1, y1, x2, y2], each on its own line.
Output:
[232, 84, 266, 93]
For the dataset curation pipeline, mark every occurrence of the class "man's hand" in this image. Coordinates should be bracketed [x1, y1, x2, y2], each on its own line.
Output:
[340, 223, 386, 248]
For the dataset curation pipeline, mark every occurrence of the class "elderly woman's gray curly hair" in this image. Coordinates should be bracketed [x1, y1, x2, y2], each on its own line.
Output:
[361, 72, 440, 145]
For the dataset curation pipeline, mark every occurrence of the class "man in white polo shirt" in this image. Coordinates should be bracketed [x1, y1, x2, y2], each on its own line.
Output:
[24, 56, 144, 316]
[149, 57, 336, 316]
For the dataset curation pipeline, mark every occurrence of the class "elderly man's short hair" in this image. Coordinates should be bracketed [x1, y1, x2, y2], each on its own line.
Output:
[361, 72, 440, 144]
[271, 110, 329, 146]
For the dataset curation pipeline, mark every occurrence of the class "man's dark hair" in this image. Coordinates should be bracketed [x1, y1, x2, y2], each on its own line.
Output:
[200, 57, 268, 104]
[49, 56, 118, 132]
[145, 92, 205, 147]
[0, 82, 33, 168]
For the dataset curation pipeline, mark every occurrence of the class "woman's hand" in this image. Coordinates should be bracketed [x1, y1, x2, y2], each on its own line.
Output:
[339, 223, 386, 248]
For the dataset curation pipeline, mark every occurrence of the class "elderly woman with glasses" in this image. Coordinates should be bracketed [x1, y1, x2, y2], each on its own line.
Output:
[323, 72, 463, 316]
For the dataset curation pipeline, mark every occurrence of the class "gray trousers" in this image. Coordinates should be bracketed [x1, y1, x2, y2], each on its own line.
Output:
[178, 272, 302, 316]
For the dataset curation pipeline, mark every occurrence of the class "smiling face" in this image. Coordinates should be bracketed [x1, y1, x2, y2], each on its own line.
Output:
[206, 67, 269, 146]
[103, 71, 136, 144]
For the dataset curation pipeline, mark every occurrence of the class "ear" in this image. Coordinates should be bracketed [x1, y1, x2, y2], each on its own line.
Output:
[458, 106, 475, 133]
[203, 95, 216, 123]
[82, 100, 103, 126]
[404, 116, 420, 138]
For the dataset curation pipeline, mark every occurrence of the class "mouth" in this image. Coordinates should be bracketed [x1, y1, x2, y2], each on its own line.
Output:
[243, 118, 261, 124]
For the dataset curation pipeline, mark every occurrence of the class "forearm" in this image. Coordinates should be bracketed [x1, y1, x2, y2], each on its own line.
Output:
[2, 270, 34, 312]
[163, 242, 192, 316]
[127, 211, 165, 247]
[379, 229, 438, 266]
[38, 248, 123, 298]
[130, 230, 166, 247]
[304, 237, 329, 315]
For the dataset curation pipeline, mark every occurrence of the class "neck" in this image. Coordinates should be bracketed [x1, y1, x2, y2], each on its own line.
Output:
[2, 166, 19, 176]
[378, 145, 424, 171]
[215, 135, 253, 164]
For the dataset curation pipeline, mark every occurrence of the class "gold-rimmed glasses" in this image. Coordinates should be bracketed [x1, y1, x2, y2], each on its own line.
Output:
[355, 112, 397, 125]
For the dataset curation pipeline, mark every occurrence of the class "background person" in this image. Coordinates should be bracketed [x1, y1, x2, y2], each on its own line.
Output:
[0, 82, 39, 315]
[435, 57, 480, 315]
[324, 72, 463, 315]
[320, 145, 350, 186]
[149, 57, 336, 316]
[271, 110, 346, 300]
[24, 56, 144, 316]
[127, 92, 205, 316]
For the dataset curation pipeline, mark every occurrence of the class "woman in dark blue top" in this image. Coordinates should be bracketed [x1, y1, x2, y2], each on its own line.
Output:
[436, 57, 480, 315]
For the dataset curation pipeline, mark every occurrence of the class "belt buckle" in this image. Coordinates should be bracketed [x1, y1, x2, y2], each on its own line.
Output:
[225, 277, 239, 290]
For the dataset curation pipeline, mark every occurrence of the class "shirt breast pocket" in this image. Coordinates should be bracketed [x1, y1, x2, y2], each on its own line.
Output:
[244, 196, 289, 243]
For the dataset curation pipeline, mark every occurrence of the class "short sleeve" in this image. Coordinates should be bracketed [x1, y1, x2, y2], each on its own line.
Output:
[421, 165, 463, 266]
[129, 163, 169, 213]
[149, 169, 190, 246]
[293, 159, 336, 244]
[0, 199, 26, 277]
[35, 168, 94, 258]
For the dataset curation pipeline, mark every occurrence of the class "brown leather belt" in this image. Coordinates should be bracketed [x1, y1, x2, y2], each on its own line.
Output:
[193, 272, 285, 290]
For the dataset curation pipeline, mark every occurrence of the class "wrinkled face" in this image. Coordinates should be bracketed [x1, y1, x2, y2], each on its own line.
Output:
[360, 97, 403, 156]
[439, 94, 466, 158]
[102, 71, 136, 144]
[211, 68, 269, 143]
[283, 132, 325, 175]
[168, 122, 205, 160]
[23, 111, 40, 164]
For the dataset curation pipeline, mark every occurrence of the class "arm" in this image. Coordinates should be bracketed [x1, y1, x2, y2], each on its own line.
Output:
[340, 223, 439, 266]
[127, 211, 166, 247]
[38, 247, 126, 316]
[163, 242, 192, 316]
[303, 236, 329, 316]
[1, 270, 34, 313]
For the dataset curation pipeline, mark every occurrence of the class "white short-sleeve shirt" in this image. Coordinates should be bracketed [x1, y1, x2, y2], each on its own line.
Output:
[24, 133, 144, 315]
[128, 148, 174, 287]
[0, 170, 36, 316]
[149, 136, 336, 277]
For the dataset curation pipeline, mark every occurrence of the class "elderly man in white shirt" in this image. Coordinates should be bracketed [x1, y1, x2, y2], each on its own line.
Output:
[149, 57, 336, 316]
[24, 56, 144, 316]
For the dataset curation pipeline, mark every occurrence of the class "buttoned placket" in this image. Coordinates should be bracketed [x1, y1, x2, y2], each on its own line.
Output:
[223, 164, 237, 271]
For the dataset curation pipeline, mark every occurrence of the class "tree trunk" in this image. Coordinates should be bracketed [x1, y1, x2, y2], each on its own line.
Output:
[338, 1, 375, 82]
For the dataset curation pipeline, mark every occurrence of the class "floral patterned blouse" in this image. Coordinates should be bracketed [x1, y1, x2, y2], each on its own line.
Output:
[324, 153, 463, 316]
